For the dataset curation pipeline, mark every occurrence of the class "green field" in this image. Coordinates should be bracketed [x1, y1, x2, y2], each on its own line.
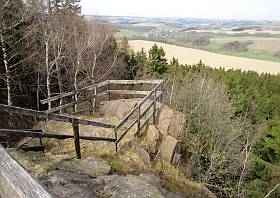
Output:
[114, 21, 280, 63]
[272, 34, 280, 39]
[116, 28, 140, 38]
[166, 35, 280, 63]
[207, 40, 280, 63]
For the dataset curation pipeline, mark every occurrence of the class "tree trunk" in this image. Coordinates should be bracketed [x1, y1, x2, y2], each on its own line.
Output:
[0, 33, 12, 106]
[45, 32, 51, 110]
[56, 61, 64, 114]
[37, 72, 40, 111]
[74, 59, 80, 112]
[91, 55, 97, 78]
[169, 76, 175, 106]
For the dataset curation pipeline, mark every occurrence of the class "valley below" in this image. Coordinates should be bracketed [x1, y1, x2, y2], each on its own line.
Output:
[129, 40, 280, 74]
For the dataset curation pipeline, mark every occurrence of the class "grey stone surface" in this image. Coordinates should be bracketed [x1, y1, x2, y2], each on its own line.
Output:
[69, 157, 112, 177]
[98, 174, 166, 198]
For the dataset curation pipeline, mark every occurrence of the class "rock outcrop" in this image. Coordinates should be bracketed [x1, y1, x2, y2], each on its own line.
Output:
[8, 150, 183, 198]
[101, 98, 185, 164]
[7, 98, 216, 198]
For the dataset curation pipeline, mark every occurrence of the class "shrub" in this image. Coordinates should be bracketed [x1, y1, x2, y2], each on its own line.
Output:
[165, 72, 254, 197]
[274, 51, 280, 58]
[223, 41, 253, 52]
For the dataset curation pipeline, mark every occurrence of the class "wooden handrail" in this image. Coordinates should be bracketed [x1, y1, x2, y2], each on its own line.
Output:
[0, 104, 115, 129]
[108, 90, 162, 96]
[140, 92, 162, 119]
[140, 112, 154, 132]
[40, 80, 109, 104]
[0, 145, 52, 198]
[40, 80, 161, 105]
[114, 79, 164, 132]
[0, 79, 165, 158]
[106, 79, 162, 85]
[0, 129, 116, 142]
[114, 79, 165, 147]
[46, 89, 159, 114]
[115, 119, 138, 144]
[46, 91, 108, 113]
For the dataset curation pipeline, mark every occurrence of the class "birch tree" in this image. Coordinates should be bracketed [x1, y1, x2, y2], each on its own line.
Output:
[0, 0, 33, 106]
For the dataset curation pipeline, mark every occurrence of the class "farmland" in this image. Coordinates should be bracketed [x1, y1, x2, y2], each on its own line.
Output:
[116, 28, 140, 38]
[129, 40, 280, 74]
[248, 40, 280, 52]
[163, 33, 280, 63]
[206, 37, 280, 63]
[97, 16, 280, 65]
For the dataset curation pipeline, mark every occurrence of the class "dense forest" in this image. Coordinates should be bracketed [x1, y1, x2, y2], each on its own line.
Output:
[126, 44, 280, 197]
[0, 0, 129, 128]
[0, 1, 280, 198]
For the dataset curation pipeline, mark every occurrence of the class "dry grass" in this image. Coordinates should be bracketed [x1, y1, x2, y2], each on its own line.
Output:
[129, 40, 280, 75]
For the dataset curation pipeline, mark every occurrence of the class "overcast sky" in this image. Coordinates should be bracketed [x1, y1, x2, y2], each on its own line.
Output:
[80, 0, 280, 21]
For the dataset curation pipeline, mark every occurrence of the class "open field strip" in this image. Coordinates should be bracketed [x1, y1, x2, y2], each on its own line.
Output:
[129, 40, 280, 75]
[248, 40, 280, 52]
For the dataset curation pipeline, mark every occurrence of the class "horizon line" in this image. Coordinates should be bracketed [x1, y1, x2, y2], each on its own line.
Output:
[82, 14, 280, 23]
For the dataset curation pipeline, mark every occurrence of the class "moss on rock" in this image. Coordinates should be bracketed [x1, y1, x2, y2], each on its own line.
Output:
[153, 159, 216, 198]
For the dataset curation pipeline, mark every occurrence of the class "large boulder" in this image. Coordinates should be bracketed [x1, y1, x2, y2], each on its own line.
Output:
[96, 98, 186, 165]
[100, 98, 186, 140]
[33, 117, 119, 157]
[142, 124, 160, 154]
[158, 135, 181, 163]
[101, 98, 143, 120]
[109, 141, 152, 174]
[157, 104, 185, 139]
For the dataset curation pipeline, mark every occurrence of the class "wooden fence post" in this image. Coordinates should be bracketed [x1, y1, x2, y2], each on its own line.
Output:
[153, 89, 157, 124]
[160, 81, 164, 102]
[108, 84, 111, 101]
[115, 142, 118, 152]
[137, 105, 141, 136]
[94, 85, 97, 112]
[72, 118, 81, 159]
[72, 95, 76, 113]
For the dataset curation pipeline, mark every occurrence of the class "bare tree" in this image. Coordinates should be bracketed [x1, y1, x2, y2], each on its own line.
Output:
[165, 73, 260, 197]
[0, 0, 36, 106]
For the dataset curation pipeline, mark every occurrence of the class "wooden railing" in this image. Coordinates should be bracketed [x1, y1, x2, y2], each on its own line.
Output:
[0, 104, 116, 159]
[0, 79, 165, 158]
[113, 79, 165, 150]
[0, 145, 52, 198]
[42, 79, 163, 114]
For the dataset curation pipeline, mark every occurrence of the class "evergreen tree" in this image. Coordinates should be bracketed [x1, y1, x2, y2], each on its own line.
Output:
[125, 51, 137, 80]
[147, 44, 168, 75]
[135, 48, 147, 77]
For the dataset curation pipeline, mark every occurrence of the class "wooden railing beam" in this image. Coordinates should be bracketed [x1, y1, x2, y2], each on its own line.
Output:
[0, 104, 115, 128]
[114, 79, 164, 132]
[137, 105, 141, 137]
[115, 119, 138, 145]
[40, 80, 109, 104]
[40, 80, 161, 105]
[0, 145, 52, 198]
[107, 79, 161, 85]
[0, 129, 116, 142]
[139, 112, 154, 132]
[153, 90, 157, 124]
